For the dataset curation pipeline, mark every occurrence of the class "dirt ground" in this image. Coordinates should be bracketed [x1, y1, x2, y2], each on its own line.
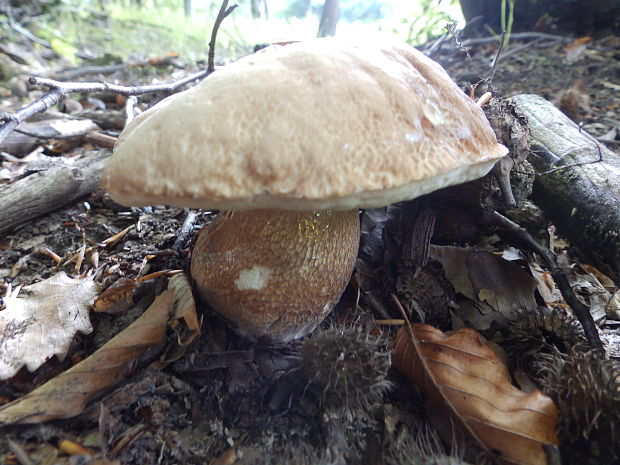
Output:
[1, 32, 619, 465]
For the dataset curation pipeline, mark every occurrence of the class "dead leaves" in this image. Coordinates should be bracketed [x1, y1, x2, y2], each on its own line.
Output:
[0, 272, 200, 424]
[0, 272, 98, 379]
[430, 245, 538, 329]
[393, 324, 559, 465]
[0, 289, 173, 424]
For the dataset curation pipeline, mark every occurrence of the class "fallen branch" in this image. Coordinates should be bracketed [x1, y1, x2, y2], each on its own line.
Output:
[0, 150, 110, 235]
[510, 94, 620, 286]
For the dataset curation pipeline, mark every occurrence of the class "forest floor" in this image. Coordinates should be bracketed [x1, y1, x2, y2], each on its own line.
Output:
[0, 25, 619, 465]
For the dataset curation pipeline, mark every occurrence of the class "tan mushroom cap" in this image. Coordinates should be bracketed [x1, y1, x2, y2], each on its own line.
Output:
[102, 38, 508, 210]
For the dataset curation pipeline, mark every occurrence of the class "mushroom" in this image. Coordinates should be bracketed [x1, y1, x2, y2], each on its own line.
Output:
[102, 39, 508, 343]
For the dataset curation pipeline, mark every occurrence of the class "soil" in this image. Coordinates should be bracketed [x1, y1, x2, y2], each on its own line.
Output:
[0, 30, 619, 465]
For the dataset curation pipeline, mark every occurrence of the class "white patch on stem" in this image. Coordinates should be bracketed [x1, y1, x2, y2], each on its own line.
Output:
[235, 265, 272, 291]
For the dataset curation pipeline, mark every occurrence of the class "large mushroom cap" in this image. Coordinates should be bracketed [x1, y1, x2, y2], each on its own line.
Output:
[102, 38, 507, 210]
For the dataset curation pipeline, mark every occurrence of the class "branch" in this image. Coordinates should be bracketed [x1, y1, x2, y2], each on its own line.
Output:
[485, 211, 605, 356]
[208, 1, 238, 73]
[0, 0, 238, 147]
[0, 73, 211, 146]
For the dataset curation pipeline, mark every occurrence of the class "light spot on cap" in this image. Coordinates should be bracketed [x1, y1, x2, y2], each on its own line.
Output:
[422, 102, 444, 126]
[235, 265, 272, 291]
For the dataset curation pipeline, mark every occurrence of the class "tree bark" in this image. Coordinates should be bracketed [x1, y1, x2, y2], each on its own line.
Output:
[0, 150, 111, 236]
[460, 0, 620, 35]
[317, 0, 340, 37]
[250, 0, 260, 18]
[510, 94, 620, 285]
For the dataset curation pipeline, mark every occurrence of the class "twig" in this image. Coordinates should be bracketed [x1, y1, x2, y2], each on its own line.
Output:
[424, 31, 449, 57]
[485, 211, 605, 355]
[208, 0, 238, 73]
[0, 73, 209, 145]
[0, 6, 51, 48]
[495, 37, 545, 63]
[446, 22, 483, 79]
[6, 439, 36, 465]
[514, 141, 604, 176]
[0, 0, 238, 146]
[486, 30, 506, 88]
[124, 96, 139, 127]
[172, 210, 198, 251]
[52, 63, 130, 81]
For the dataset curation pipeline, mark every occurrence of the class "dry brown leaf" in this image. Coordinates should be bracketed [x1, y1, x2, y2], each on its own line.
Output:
[0, 272, 98, 380]
[0, 289, 174, 424]
[93, 277, 157, 314]
[168, 273, 200, 344]
[393, 324, 559, 465]
[430, 245, 538, 329]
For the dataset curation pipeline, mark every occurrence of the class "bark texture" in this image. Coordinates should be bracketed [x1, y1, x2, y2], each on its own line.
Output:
[0, 150, 110, 235]
[511, 94, 620, 285]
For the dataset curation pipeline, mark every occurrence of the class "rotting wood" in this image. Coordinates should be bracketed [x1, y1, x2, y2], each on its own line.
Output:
[511, 94, 620, 286]
[0, 150, 111, 236]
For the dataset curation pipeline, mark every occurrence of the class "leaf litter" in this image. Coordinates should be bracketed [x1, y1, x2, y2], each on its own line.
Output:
[0, 271, 98, 379]
[0, 22, 619, 465]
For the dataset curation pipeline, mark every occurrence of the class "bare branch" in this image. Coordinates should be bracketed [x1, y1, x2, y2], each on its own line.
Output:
[514, 141, 604, 177]
[208, 1, 239, 73]
[0, 0, 238, 147]
[485, 210, 605, 355]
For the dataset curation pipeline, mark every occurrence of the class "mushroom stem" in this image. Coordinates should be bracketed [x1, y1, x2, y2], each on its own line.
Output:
[190, 209, 360, 342]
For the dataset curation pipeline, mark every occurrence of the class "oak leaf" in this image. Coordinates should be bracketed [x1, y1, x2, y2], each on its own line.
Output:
[393, 324, 559, 465]
[0, 289, 174, 423]
[0, 272, 98, 380]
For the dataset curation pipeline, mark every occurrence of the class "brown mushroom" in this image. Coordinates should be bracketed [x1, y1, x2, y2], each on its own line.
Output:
[102, 38, 508, 343]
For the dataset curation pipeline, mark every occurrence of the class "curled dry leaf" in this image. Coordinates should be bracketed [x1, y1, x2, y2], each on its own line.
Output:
[0, 289, 174, 424]
[393, 324, 559, 465]
[168, 273, 200, 345]
[0, 272, 98, 380]
[93, 277, 156, 314]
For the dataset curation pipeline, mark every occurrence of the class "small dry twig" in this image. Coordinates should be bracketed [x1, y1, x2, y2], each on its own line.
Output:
[514, 141, 604, 177]
[0, 0, 238, 146]
[486, 211, 605, 355]
[208, 0, 239, 73]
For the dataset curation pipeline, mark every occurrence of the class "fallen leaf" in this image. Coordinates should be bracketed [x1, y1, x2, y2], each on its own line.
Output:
[430, 246, 538, 329]
[151, 273, 201, 368]
[0, 289, 173, 423]
[393, 324, 559, 465]
[168, 273, 200, 344]
[93, 277, 155, 314]
[0, 272, 98, 380]
[563, 36, 591, 63]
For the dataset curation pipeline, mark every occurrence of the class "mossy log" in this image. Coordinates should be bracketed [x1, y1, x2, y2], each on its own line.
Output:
[510, 94, 620, 285]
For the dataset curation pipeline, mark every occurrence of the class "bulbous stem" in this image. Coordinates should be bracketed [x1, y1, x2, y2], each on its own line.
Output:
[190, 209, 360, 343]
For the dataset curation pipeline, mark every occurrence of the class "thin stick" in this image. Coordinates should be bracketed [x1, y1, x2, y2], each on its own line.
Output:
[0, 71, 209, 145]
[0, 0, 238, 146]
[208, 1, 239, 73]
[461, 32, 571, 47]
[486, 211, 605, 355]
[514, 142, 604, 177]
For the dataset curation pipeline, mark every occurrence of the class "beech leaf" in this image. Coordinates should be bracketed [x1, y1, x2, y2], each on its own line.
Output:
[393, 324, 559, 465]
[0, 289, 174, 424]
[0, 272, 98, 380]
